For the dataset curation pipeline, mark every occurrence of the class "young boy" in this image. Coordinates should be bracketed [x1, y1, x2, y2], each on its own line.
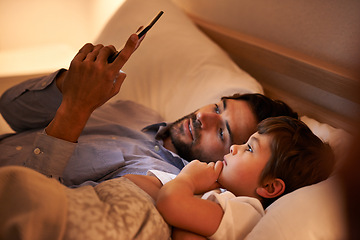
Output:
[125, 116, 335, 239]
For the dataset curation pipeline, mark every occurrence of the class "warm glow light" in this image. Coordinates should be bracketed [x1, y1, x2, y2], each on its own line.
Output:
[0, 0, 126, 76]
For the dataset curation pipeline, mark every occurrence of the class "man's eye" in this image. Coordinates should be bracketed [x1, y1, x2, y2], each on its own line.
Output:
[219, 128, 224, 141]
[246, 144, 253, 153]
[214, 104, 220, 114]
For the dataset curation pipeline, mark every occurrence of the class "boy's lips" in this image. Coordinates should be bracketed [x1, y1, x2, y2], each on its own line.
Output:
[223, 158, 227, 166]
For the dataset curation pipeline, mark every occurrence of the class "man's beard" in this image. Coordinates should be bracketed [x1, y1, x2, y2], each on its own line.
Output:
[167, 111, 203, 161]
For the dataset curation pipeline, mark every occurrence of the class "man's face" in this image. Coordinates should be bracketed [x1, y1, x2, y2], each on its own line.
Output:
[166, 99, 258, 162]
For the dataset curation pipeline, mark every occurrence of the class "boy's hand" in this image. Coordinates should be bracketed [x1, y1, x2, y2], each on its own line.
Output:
[177, 160, 223, 194]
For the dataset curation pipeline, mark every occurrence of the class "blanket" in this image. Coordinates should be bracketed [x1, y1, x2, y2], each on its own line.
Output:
[0, 166, 67, 240]
[0, 166, 170, 240]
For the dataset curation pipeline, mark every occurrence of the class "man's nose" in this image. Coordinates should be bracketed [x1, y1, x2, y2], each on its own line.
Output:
[196, 112, 221, 130]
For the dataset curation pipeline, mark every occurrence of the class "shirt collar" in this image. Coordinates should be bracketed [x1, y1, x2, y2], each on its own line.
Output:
[142, 122, 171, 140]
[143, 122, 189, 168]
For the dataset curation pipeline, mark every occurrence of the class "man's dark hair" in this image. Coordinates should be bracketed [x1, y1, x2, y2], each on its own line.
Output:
[222, 93, 298, 122]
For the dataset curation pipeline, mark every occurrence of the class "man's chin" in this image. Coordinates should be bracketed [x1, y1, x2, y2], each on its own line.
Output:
[171, 138, 194, 160]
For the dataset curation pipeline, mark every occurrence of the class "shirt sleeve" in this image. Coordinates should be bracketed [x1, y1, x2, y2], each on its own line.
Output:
[24, 131, 76, 182]
[202, 191, 265, 240]
[0, 69, 64, 132]
[147, 170, 177, 185]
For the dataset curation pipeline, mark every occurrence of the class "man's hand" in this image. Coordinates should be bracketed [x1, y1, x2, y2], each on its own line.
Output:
[177, 160, 223, 194]
[46, 34, 140, 142]
[60, 34, 139, 113]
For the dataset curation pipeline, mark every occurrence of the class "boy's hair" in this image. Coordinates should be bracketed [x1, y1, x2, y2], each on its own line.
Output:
[257, 116, 335, 208]
[222, 93, 299, 123]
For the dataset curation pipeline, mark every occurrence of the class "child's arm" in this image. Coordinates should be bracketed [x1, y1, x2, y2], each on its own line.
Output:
[172, 228, 207, 240]
[123, 174, 162, 201]
[156, 160, 224, 237]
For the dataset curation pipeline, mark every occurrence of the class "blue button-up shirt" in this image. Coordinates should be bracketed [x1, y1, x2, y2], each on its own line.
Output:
[0, 70, 188, 187]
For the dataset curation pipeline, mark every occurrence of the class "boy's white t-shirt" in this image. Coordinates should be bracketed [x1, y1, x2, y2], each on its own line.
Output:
[147, 170, 264, 240]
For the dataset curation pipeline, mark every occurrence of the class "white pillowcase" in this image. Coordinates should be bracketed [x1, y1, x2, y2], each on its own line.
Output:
[246, 176, 347, 240]
[95, 0, 263, 122]
[301, 116, 353, 171]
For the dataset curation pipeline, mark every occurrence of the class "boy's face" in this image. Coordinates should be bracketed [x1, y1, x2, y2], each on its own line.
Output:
[217, 132, 272, 198]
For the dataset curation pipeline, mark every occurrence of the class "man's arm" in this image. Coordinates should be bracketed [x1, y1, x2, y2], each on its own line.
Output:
[156, 160, 224, 237]
[0, 70, 64, 132]
[0, 34, 141, 136]
[0, 34, 141, 180]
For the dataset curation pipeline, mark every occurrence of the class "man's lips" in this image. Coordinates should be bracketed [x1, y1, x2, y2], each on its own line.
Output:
[184, 119, 194, 141]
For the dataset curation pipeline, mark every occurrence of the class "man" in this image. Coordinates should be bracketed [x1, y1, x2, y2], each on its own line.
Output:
[0, 34, 297, 187]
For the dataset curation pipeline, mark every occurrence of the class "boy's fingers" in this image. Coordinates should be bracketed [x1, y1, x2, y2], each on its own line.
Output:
[210, 181, 222, 190]
[214, 161, 223, 176]
[208, 162, 215, 167]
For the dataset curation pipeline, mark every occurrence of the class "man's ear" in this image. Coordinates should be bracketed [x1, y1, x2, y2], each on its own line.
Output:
[256, 178, 285, 199]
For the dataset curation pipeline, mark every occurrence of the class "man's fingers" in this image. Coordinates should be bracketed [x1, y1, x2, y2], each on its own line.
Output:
[74, 43, 94, 61]
[84, 44, 104, 61]
[136, 26, 144, 34]
[97, 45, 117, 62]
[112, 34, 138, 69]
[78, 43, 94, 54]
[74, 43, 114, 62]
[136, 34, 146, 51]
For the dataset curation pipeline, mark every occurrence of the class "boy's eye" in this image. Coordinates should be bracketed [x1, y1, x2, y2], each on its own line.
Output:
[246, 144, 253, 153]
[214, 104, 220, 114]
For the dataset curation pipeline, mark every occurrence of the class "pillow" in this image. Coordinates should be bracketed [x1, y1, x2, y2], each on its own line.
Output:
[245, 176, 347, 240]
[94, 0, 263, 122]
[301, 116, 353, 171]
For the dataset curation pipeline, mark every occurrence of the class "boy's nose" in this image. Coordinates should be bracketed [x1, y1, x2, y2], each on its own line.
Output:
[230, 145, 239, 155]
